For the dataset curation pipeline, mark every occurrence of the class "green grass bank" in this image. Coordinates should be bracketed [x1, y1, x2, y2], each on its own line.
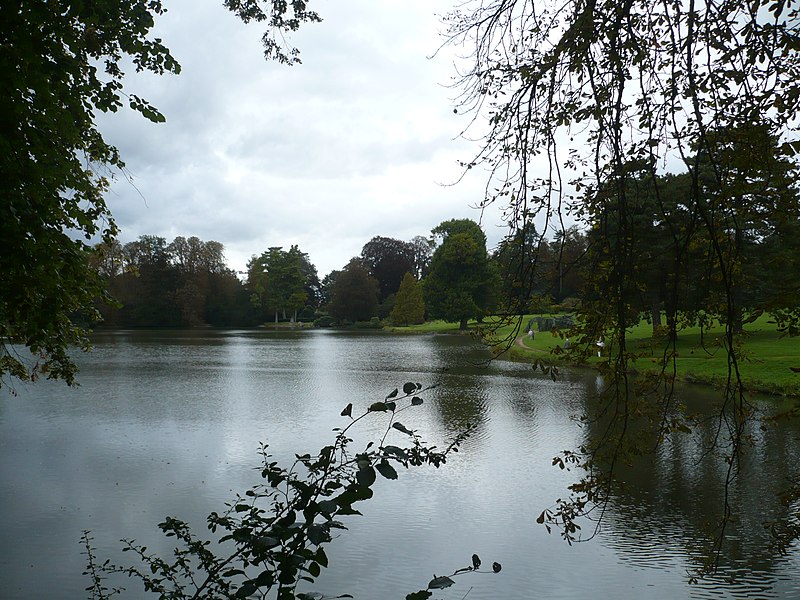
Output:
[495, 314, 800, 397]
[388, 315, 800, 397]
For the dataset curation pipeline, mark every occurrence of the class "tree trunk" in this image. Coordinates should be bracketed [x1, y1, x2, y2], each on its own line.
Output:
[650, 301, 662, 336]
[732, 305, 744, 334]
[459, 317, 468, 330]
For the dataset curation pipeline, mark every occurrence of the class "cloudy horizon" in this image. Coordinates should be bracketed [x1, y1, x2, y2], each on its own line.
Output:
[95, 0, 517, 278]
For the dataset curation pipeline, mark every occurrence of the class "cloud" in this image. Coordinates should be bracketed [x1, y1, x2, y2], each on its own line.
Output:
[98, 0, 503, 277]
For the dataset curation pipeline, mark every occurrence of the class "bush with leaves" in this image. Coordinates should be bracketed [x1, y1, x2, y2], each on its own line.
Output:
[83, 383, 500, 599]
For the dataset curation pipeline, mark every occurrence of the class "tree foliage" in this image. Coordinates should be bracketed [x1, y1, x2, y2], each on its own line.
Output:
[0, 0, 179, 386]
[327, 259, 380, 324]
[391, 273, 426, 326]
[223, 0, 322, 65]
[360, 236, 416, 302]
[248, 246, 313, 323]
[424, 219, 498, 330]
[93, 235, 255, 328]
[445, 0, 800, 570]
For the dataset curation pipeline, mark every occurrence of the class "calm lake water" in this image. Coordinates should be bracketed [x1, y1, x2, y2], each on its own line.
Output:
[1, 330, 799, 599]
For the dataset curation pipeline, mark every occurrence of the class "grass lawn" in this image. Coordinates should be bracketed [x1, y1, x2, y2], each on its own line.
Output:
[386, 320, 472, 334]
[483, 313, 800, 396]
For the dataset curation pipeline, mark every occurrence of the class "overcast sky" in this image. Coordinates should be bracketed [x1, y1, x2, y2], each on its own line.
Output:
[97, 0, 511, 278]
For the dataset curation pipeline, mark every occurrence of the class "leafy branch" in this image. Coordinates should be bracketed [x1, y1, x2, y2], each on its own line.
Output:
[405, 553, 502, 600]
[83, 383, 494, 599]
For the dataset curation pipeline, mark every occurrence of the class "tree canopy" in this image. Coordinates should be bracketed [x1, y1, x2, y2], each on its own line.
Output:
[247, 246, 313, 323]
[360, 236, 416, 302]
[92, 235, 255, 328]
[0, 0, 180, 386]
[424, 219, 498, 330]
[390, 272, 426, 326]
[445, 0, 800, 566]
[327, 259, 380, 323]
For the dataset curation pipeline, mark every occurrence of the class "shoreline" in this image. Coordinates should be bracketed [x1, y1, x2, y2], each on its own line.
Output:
[500, 334, 800, 399]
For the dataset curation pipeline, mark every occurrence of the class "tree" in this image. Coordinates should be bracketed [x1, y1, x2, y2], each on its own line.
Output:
[1, 0, 325, 386]
[390, 272, 425, 326]
[492, 223, 552, 313]
[166, 237, 234, 327]
[547, 226, 589, 306]
[113, 236, 181, 327]
[327, 259, 379, 323]
[93, 235, 253, 328]
[0, 0, 180, 386]
[424, 219, 497, 330]
[360, 236, 416, 302]
[445, 0, 800, 566]
[299, 252, 322, 309]
[247, 246, 311, 323]
[320, 269, 340, 307]
[691, 125, 800, 331]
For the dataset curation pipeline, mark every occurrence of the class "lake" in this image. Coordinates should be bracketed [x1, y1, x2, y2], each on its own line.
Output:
[1, 330, 799, 599]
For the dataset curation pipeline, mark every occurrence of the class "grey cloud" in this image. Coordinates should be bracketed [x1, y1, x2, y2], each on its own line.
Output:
[98, 0, 499, 278]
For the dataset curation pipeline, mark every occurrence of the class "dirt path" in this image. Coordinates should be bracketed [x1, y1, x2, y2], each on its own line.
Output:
[515, 335, 548, 353]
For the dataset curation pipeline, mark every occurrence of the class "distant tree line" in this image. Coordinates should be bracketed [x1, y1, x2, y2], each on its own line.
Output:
[96, 178, 799, 334]
[89, 221, 594, 331]
[91, 235, 259, 328]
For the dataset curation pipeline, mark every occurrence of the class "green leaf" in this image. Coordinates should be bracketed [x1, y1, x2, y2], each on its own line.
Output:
[427, 575, 455, 589]
[406, 591, 433, 600]
[307, 561, 321, 578]
[386, 388, 399, 399]
[307, 524, 328, 546]
[317, 500, 338, 516]
[376, 459, 398, 480]
[222, 568, 246, 577]
[254, 536, 280, 550]
[340, 403, 353, 417]
[369, 402, 388, 412]
[278, 564, 297, 585]
[472, 553, 481, 569]
[411, 396, 423, 406]
[236, 582, 257, 598]
[383, 445, 405, 457]
[392, 422, 413, 435]
[315, 546, 329, 568]
[356, 466, 377, 487]
[403, 382, 416, 394]
[253, 569, 275, 586]
[335, 504, 362, 516]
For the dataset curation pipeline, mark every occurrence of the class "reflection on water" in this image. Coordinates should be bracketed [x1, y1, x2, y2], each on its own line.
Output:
[597, 383, 800, 598]
[0, 330, 798, 599]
